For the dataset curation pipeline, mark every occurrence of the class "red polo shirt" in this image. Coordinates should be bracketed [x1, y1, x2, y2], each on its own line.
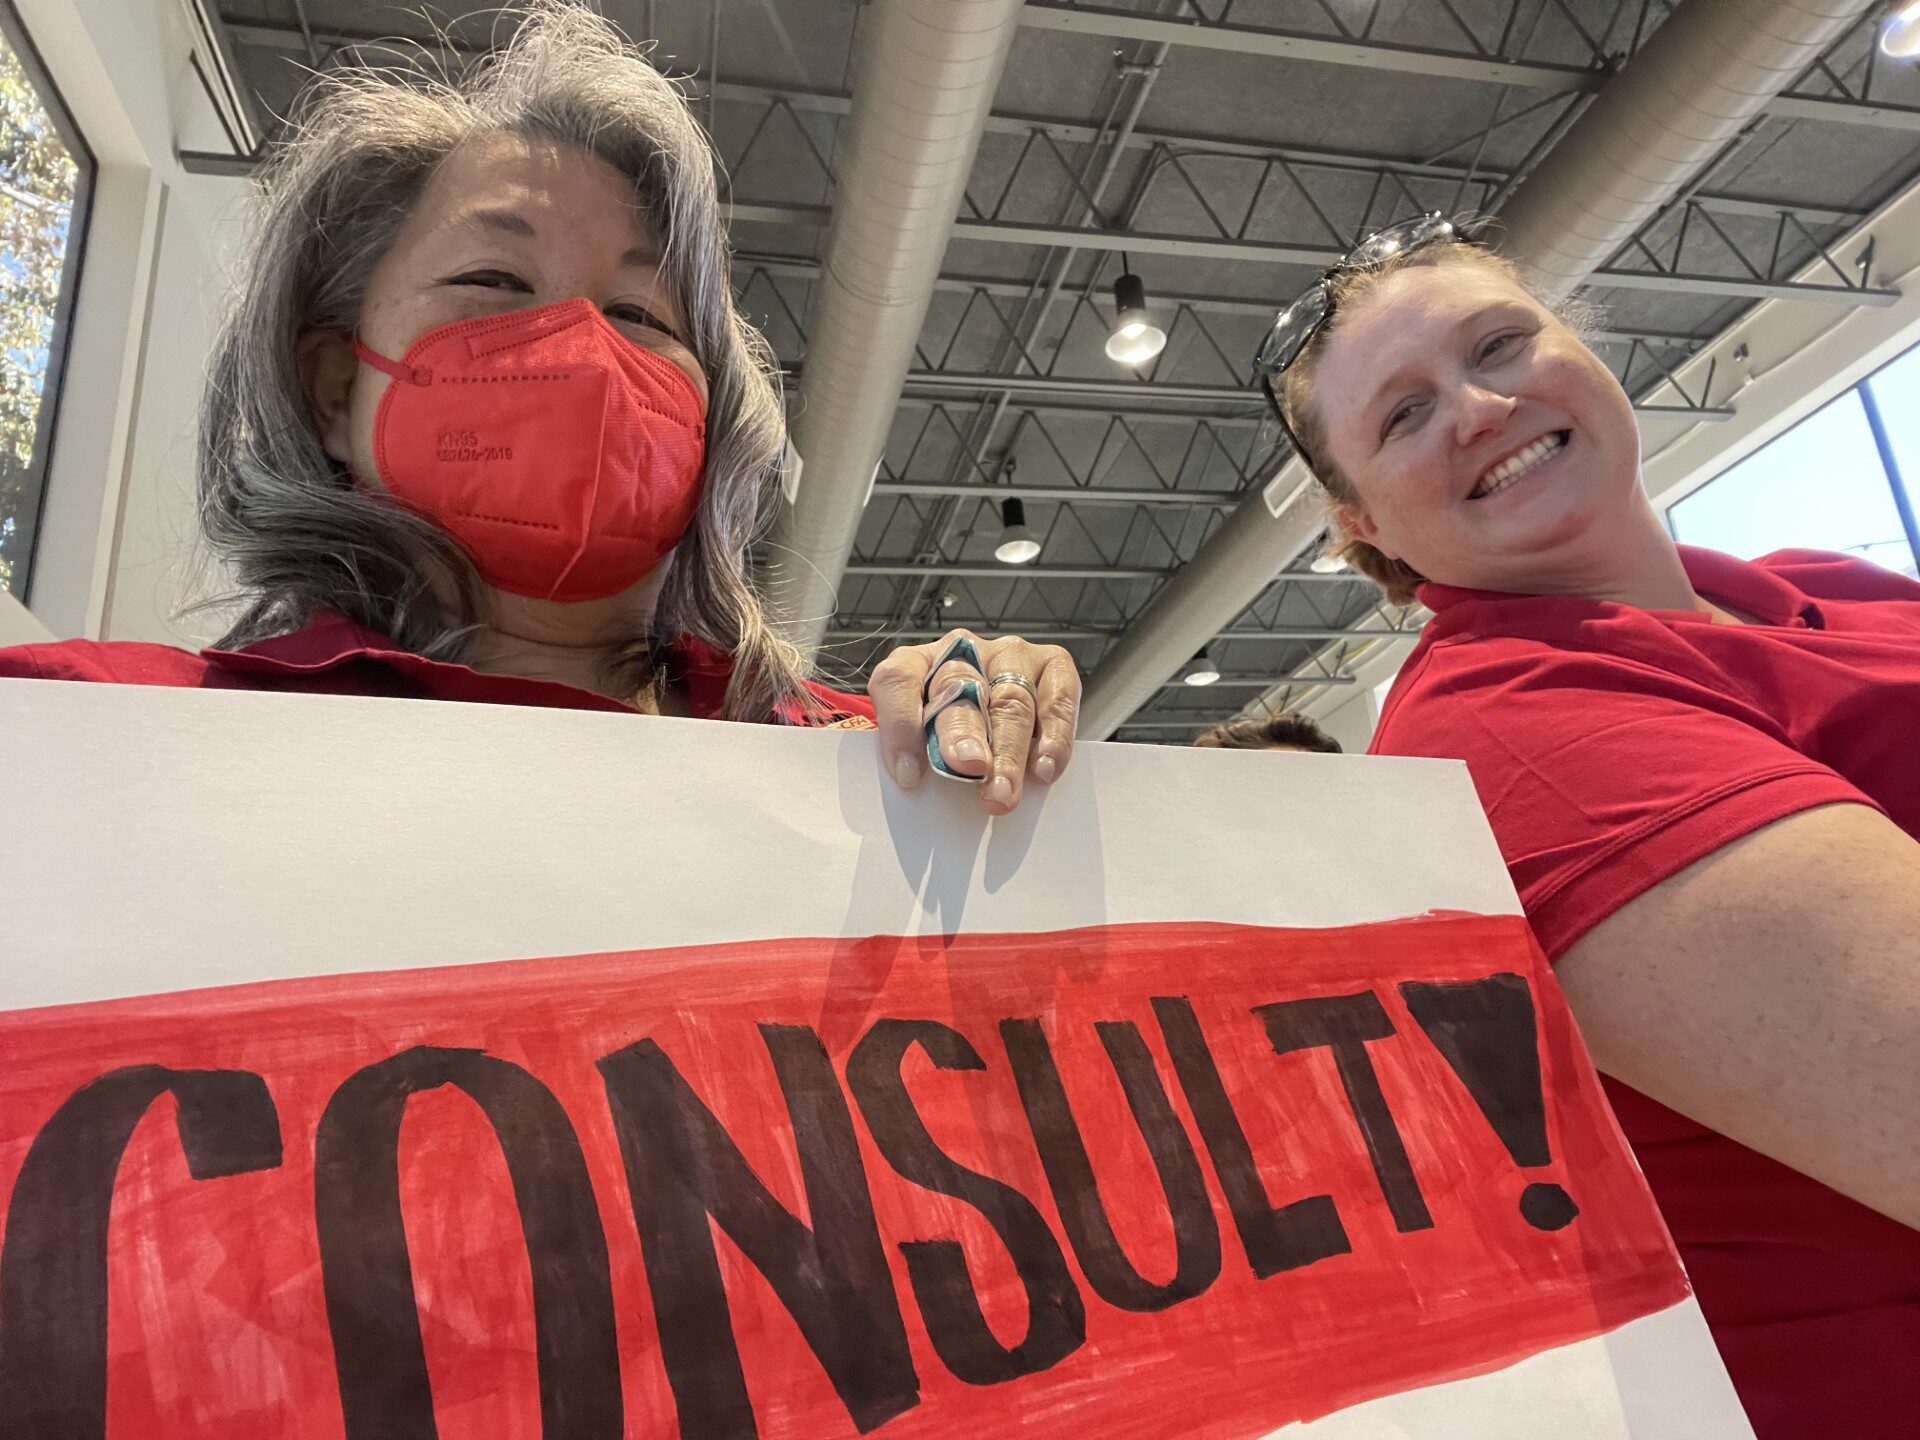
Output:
[0, 610, 876, 727]
[1373, 546, 1920, 1439]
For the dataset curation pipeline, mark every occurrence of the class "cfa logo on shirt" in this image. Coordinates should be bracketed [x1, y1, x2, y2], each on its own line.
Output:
[436, 429, 513, 463]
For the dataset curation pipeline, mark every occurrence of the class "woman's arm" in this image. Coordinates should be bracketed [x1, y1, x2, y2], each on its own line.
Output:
[1556, 802, 1920, 1229]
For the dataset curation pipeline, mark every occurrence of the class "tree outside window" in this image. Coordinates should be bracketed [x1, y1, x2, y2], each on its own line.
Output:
[0, 4, 91, 599]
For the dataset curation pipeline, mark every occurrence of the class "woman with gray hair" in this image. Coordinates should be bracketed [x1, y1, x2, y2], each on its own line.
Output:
[0, 1, 1079, 813]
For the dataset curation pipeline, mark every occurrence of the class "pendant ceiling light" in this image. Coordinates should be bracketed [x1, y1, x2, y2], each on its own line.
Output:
[1182, 649, 1221, 686]
[1105, 263, 1167, 367]
[994, 497, 1042, 565]
[1884, 0, 1920, 57]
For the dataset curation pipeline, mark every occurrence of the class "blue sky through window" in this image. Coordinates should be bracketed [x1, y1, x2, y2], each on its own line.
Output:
[1667, 387, 1920, 580]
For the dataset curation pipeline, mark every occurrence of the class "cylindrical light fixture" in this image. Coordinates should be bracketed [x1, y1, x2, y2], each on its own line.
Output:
[1105, 269, 1167, 366]
[1885, 0, 1920, 57]
[1182, 650, 1221, 686]
[994, 497, 1042, 565]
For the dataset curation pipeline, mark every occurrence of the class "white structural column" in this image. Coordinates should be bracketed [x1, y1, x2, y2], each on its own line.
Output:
[766, 0, 1027, 646]
[1077, 0, 1877, 741]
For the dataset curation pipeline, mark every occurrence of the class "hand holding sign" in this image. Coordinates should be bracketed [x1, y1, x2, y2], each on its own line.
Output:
[868, 628, 1081, 811]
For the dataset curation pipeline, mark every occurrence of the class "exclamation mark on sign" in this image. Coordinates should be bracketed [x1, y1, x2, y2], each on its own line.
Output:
[1397, 973, 1580, 1232]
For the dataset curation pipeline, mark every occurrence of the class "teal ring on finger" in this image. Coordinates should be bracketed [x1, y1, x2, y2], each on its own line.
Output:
[921, 634, 985, 705]
[924, 678, 990, 782]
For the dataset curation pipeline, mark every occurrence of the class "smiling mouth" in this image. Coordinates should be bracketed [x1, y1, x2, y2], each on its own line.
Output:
[1470, 430, 1570, 499]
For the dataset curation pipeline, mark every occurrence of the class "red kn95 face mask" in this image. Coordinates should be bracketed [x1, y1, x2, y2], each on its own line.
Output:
[351, 297, 708, 603]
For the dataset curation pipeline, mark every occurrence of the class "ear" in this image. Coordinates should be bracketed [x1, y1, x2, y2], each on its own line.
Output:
[1336, 499, 1401, 562]
[296, 328, 360, 469]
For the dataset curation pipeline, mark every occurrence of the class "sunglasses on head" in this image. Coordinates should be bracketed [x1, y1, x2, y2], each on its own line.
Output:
[1250, 213, 1491, 459]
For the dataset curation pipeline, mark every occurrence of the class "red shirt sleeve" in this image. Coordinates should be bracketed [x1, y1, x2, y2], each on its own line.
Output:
[798, 679, 876, 727]
[1375, 634, 1876, 958]
[0, 639, 215, 687]
[0, 644, 51, 679]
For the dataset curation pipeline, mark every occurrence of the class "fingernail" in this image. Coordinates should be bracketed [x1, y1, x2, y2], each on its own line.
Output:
[949, 737, 988, 767]
[893, 753, 923, 789]
[986, 776, 1014, 808]
[1035, 753, 1059, 785]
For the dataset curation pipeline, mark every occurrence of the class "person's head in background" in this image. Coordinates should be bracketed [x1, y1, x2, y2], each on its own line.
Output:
[1257, 215, 1681, 610]
[1193, 712, 1342, 754]
[199, 0, 804, 719]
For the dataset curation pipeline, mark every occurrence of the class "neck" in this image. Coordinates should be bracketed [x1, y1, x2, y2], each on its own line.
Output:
[467, 579, 668, 706]
[1509, 493, 1708, 614]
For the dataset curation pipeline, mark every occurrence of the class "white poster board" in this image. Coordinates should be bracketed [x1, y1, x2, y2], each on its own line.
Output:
[0, 679, 1751, 1438]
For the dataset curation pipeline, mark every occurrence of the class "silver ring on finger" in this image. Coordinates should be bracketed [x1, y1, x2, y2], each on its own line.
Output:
[987, 671, 1038, 703]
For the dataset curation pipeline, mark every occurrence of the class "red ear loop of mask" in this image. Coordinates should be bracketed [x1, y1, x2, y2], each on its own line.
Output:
[350, 339, 431, 387]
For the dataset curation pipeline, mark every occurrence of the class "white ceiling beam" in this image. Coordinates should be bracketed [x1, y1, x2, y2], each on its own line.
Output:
[874, 480, 1239, 508]
[1017, 2, 1920, 132]
[733, 203, 1896, 306]
[1018, 2, 1604, 91]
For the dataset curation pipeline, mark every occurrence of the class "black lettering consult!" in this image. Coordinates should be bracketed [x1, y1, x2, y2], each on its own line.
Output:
[845, 1019, 1087, 1387]
[313, 1046, 622, 1440]
[1254, 993, 1433, 1233]
[999, 1018, 1221, 1311]
[0, 1065, 282, 1440]
[597, 1025, 919, 1440]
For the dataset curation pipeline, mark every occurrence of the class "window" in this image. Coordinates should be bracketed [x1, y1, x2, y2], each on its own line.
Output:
[0, 2, 91, 599]
[1667, 345, 1920, 582]
[1861, 345, 1920, 576]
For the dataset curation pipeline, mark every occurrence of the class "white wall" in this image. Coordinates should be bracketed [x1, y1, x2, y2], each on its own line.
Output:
[102, 172, 252, 648]
[14, 0, 251, 647]
[0, 588, 52, 645]
[1315, 689, 1380, 754]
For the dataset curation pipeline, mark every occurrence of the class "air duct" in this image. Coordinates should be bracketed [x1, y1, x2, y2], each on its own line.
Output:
[766, 0, 1027, 646]
[1497, 0, 1871, 298]
[1078, 0, 1875, 739]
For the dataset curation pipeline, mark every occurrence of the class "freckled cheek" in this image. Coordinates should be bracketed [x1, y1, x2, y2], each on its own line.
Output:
[1540, 350, 1620, 419]
[1356, 460, 1446, 539]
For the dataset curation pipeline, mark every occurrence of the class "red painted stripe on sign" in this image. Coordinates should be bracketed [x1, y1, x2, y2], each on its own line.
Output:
[0, 913, 1688, 1439]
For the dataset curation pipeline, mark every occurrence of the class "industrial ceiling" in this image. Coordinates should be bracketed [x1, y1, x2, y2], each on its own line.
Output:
[205, 0, 1920, 741]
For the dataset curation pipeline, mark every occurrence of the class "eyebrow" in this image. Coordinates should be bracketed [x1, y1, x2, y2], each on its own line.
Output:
[1360, 362, 1425, 430]
[452, 207, 663, 268]
[1357, 301, 1527, 423]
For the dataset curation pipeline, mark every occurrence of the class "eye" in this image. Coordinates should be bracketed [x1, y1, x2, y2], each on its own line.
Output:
[444, 269, 531, 293]
[1477, 329, 1530, 364]
[606, 302, 685, 344]
[1383, 397, 1427, 439]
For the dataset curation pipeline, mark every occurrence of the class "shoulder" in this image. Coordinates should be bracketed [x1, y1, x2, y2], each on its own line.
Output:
[0, 637, 214, 687]
[1373, 613, 1675, 759]
[1753, 548, 1920, 604]
[1374, 600, 1869, 956]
